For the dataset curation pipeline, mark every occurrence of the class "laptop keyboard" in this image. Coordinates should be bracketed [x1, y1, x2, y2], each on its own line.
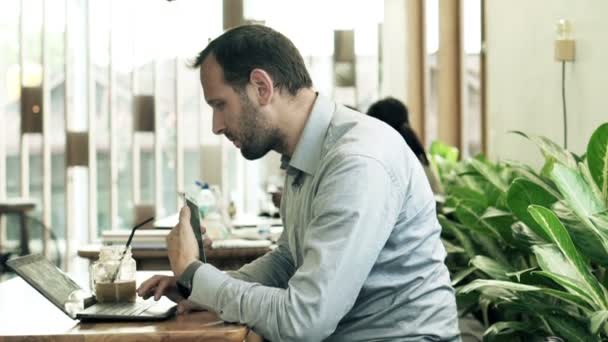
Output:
[85, 300, 155, 316]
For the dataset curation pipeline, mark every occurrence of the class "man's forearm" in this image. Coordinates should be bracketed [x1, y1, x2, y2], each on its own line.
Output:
[227, 244, 294, 288]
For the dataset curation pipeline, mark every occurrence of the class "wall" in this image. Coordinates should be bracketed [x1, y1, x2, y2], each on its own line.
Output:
[486, 0, 608, 167]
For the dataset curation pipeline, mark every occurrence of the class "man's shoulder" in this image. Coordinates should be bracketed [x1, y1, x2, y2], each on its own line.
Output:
[322, 106, 408, 168]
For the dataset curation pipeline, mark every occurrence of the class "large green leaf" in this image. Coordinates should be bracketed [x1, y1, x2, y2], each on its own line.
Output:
[590, 211, 608, 235]
[483, 321, 536, 339]
[532, 270, 596, 309]
[552, 201, 608, 263]
[470, 255, 512, 281]
[456, 291, 481, 318]
[459, 279, 591, 312]
[449, 185, 487, 207]
[451, 266, 476, 286]
[586, 123, 608, 203]
[438, 215, 476, 259]
[528, 205, 608, 309]
[512, 222, 546, 248]
[429, 140, 459, 162]
[479, 207, 511, 219]
[449, 207, 500, 245]
[442, 239, 464, 254]
[473, 234, 510, 267]
[511, 130, 578, 169]
[479, 207, 517, 245]
[551, 163, 606, 220]
[458, 172, 487, 197]
[507, 178, 557, 241]
[455, 204, 499, 239]
[570, 229, 608, 267]
[469, 158, 509, 193]
[459, 279, 541, 294]
[590, 310, 608, 335]
[505, 159, 561, 198]
[497, 296, 588, 320]
[450, 187, 514, 247]
[533, 244, 598, 307]
[580, 161, 606, 208]
[505, 267, 536, 282]
[530, 132, 577, 170]
[554, 208, 608, 266]
[533, 244, 585, 283]
[546, 314, 597, 342]
[552, 200, 583, 224]
[551, 164, 608, 257]
[540, 288, 593, 313]
[541, 158, 556, 179]
[466, 157, 509, 208]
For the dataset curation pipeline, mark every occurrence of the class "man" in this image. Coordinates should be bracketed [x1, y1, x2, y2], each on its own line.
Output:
[138, 25, 460, 341]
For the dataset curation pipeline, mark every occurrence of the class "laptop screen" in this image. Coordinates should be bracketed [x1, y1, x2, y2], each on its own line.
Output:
[7, 254, 83, 317]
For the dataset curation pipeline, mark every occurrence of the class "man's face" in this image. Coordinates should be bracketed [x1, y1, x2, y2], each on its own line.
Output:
[200, 55, 280, 160]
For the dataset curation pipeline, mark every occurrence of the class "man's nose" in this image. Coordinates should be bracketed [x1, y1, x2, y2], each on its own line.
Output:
[212, 112, 225, 135]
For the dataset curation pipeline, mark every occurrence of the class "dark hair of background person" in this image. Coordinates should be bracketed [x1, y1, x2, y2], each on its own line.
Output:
[367, 97, 429, 166]
[193, 25, 313, 96]
[366, 97, 410, 129]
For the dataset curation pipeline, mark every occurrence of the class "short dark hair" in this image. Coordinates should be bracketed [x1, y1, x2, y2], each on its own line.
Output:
[193, 25, 313, 96]
[366, 97, 409, 130]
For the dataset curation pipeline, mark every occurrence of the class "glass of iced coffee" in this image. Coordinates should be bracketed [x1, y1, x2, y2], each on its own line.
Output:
[90, 245, 136, 303]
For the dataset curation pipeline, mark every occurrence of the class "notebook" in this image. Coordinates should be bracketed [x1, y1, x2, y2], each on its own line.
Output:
[6, 254, 176, 322]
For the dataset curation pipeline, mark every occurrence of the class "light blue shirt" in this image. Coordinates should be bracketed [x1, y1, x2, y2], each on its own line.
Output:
[189, 94, 460, 341]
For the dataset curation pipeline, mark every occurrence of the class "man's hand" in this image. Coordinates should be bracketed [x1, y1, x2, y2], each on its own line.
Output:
[136, 275, 203, 315]
[137, 274, 183, 302]
[166, 206, 201, 278]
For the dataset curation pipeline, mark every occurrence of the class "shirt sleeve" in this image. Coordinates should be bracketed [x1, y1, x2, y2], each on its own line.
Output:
[188, 154, 402, 341]
[177, 260, 204, 296]
[226, 231, 295, 288]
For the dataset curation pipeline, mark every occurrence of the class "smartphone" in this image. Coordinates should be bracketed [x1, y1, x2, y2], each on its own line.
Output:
[178, 192, 207, 263]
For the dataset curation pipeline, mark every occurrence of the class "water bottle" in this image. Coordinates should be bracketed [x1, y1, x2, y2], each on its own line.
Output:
[195, 181, 217, 218]
[195, 181, 230, 240]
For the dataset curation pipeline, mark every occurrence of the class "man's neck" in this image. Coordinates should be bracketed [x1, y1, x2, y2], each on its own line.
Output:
[274, 89, 317, 158]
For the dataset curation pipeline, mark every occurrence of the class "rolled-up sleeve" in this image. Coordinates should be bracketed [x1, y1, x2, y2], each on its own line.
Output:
[188, 154, 401, 341]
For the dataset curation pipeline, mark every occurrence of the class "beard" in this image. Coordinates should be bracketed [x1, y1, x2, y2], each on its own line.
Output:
[236, 93, 283, 160]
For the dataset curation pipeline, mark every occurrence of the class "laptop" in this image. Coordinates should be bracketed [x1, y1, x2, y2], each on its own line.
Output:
[7, 254, 176, 322]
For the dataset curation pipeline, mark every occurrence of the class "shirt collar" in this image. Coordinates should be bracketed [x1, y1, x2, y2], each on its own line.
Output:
[280, 93, 335, 175]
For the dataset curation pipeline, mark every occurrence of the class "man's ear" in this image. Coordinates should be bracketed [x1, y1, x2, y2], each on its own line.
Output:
[249, 69, 274, 106]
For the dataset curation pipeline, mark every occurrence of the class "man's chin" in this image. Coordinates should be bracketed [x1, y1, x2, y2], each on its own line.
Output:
[241, 148, 269, 161]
